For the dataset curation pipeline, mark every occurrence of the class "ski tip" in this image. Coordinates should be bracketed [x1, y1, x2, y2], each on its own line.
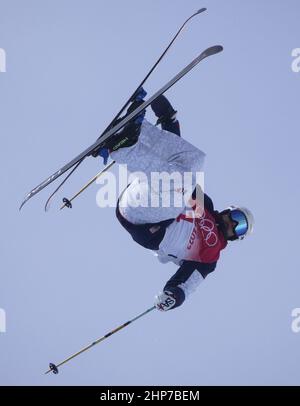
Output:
[19, 200, 26, 212]
[44, 199, 53, 212]
[211, 45, 224, 54]
[19, 192, 32, 211]
[203, 45, 224, 58]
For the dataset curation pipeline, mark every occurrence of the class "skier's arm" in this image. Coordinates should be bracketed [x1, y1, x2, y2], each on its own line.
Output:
[155, 260, 216, 311]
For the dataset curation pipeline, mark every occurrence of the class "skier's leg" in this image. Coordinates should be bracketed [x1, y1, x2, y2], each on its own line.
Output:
[118, 177, 195, 224]
[112, 120, 205, 224]
[111, 119, 205, 175]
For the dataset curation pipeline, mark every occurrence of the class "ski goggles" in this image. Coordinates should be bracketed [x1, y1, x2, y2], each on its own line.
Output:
[229, 209, 248, 238]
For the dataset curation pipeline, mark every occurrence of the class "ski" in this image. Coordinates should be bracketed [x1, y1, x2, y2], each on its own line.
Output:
[43, 8, 207, 211]
[19, 45, 223, 210]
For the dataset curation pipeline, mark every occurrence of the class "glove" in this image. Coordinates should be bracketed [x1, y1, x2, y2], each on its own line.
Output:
[98, 147, 109, 165]
[128, 89, 147, 125]
[154, 291, 177, 312]
[130, 87, 147, 102]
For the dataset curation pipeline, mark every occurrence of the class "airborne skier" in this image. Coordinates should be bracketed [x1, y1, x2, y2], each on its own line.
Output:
[17, 9, 255, 373]
[97, 88, 254, 312]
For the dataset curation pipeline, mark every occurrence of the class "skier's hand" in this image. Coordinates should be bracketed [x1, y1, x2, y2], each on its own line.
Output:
[154, 291, 177, 312]
[98, 147, 109, 165]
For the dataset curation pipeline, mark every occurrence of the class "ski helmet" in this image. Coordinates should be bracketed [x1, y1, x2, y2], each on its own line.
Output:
[222, 206, 254, 241]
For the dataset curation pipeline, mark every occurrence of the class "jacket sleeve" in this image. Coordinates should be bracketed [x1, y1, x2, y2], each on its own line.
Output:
[163, 260, 217, 310]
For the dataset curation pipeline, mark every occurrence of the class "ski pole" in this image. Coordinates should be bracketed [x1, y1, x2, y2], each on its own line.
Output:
[60, 160, 115, 210]
[59, 115, 166, 210]
[59, 114, 171, 210]
[45, 305, 156, 375]
[44, 160, 83, 211]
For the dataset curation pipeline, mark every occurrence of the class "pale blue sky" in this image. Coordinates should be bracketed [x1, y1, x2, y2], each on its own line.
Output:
[1, 0, 300, 385]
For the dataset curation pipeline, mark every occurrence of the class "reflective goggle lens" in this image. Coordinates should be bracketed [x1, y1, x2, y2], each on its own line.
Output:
[230, 210, 248, 237]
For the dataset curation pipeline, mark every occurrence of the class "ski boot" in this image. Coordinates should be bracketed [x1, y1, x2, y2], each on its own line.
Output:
[92, 90, 146, 158]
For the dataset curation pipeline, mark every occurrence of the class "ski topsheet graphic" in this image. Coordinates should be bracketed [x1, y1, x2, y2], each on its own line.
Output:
[19, 45, 223, 210]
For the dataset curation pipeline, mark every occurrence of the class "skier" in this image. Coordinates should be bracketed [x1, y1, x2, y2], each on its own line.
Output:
[98, 88, 254, 312]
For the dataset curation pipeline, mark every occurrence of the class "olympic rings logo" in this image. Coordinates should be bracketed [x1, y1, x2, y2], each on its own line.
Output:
[187, 212, 218, 249]
[197, 216, 218, 247]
